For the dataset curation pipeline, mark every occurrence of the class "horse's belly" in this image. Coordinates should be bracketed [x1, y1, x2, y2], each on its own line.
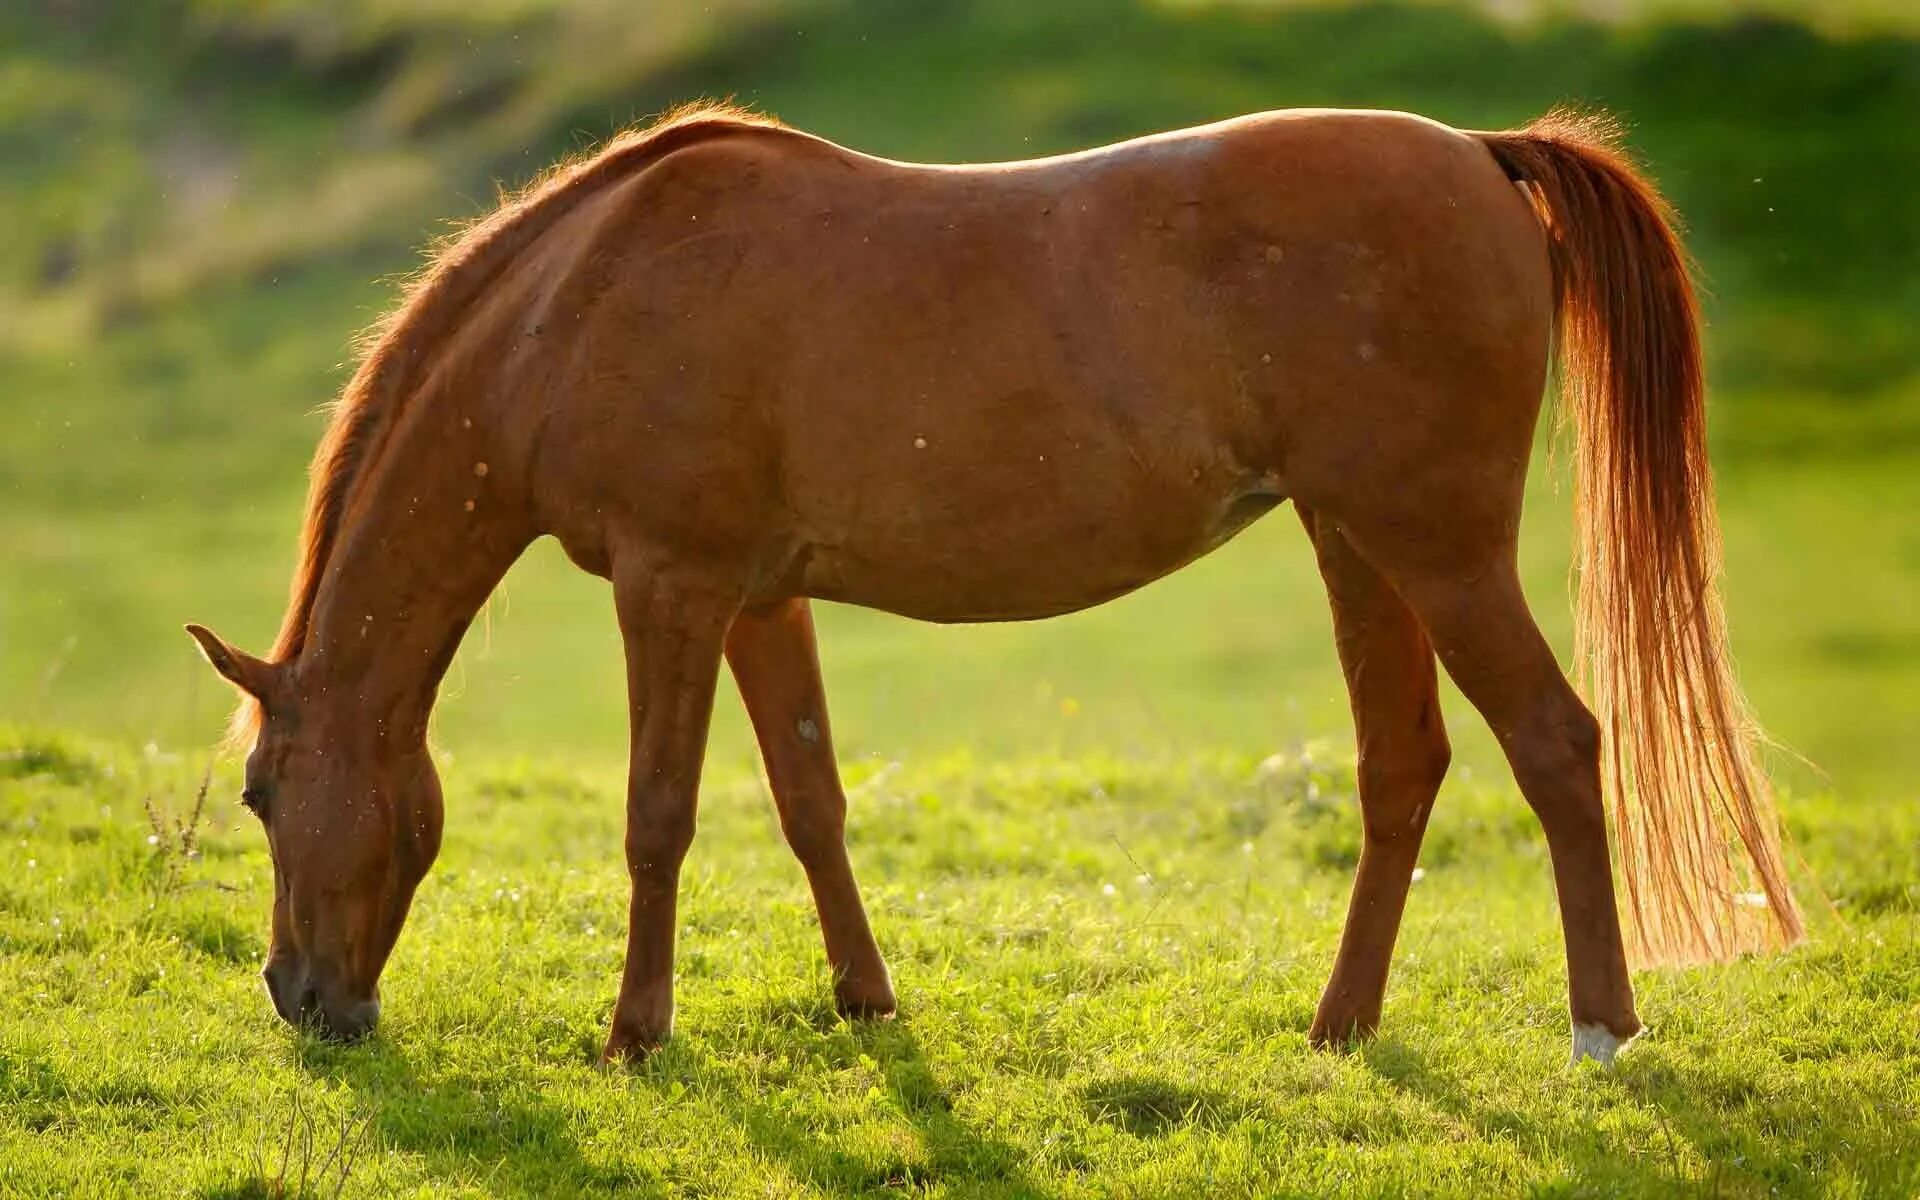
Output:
[791, 481, 1284, 623]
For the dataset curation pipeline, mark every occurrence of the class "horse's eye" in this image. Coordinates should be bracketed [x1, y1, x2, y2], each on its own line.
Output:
[240, 786, 270, 818]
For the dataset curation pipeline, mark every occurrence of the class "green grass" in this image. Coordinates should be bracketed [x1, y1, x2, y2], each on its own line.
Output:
[2, 728, 1915, 1197]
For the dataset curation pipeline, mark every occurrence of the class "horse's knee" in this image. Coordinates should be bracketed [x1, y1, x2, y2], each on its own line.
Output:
[625, 792, 696, 877]
[1358, 724, 1451, 845]
[778, 797, 847, 867]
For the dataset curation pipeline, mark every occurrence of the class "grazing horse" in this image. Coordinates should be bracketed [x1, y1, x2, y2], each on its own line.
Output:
[187, 102, 1802, 1066]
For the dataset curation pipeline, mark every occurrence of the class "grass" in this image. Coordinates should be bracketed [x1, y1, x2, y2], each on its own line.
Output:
[1, 728, 1915, 1197]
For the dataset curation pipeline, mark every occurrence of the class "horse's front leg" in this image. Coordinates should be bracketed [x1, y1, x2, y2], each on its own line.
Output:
[603, 562, 737, 1062]
[726, 598, 895, 1017]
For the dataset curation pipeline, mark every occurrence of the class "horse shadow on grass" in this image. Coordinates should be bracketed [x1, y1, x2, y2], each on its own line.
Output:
[650, 994, 1060, 1197]
[278, 1000, 1056, 1197]
[1076, 1074, 1256, 1139]
[642, 996, 1303, 1194]
[253, 1001, 1919, 1197]
[1356, 1036, 1918, 1195]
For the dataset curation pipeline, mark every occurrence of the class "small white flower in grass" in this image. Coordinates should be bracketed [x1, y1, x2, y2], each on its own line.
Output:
[1135, 873, 1152, 887]
[1101, 883, 1117, 897]
[1411, 868, 1426, 883]
[147, 834, 159, 846]
[1241, 841, 1254, 854]
[49, 917, 60, 927]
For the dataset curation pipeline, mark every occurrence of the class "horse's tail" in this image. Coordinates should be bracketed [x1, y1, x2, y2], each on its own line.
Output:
[1477, 111, 1804, 966]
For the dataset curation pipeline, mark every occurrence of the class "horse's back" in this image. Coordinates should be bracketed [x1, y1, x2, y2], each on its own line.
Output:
[514, 109, 1553, 614]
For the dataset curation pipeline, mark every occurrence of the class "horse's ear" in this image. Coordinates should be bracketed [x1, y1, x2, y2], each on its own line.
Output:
[185, 624, 278, 700]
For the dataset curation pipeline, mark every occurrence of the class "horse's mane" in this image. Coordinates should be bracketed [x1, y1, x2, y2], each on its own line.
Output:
[230, 101, 782, 746]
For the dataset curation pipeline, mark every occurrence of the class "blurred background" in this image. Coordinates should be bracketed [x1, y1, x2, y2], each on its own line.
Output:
[2, 0, 1915, 799]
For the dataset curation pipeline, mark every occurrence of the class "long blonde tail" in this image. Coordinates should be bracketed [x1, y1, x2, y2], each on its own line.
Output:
[1479, 111, 1804, 965]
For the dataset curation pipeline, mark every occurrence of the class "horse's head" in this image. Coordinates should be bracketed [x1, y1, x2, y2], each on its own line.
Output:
[186, 623, 443, 1042]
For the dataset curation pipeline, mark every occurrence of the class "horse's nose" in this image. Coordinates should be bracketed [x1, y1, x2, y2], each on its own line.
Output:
[317, 996, 382, 1043]
[262, 958, 377, 1041]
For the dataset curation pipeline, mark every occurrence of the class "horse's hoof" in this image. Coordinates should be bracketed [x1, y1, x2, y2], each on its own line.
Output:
[1568, 1021, 1638, 1067]
[833, 964, 897, 1020]
[600, 1038, 662, 1066]
[1307, 1014, 1378, 1051]
[601, 1023, 670, 1065]
[835, 986, 898, 1022]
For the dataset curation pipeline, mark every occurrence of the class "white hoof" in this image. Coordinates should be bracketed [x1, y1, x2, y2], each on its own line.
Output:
[1568, 1021, 1635, 1067]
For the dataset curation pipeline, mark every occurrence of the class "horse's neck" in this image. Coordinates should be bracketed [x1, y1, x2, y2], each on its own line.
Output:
[295, 401, 533, 746]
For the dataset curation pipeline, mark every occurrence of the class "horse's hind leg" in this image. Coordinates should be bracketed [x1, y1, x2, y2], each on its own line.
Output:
[726, 598, 896, 1018]
[1300, 507, 1452, 1046]
[604, 562, 737, 1061]
[1374, 546, 1642, 1061]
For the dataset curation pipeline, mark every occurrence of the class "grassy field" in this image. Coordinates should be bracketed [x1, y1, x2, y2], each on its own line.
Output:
[3, 0, 1919, 1196]
[2, 728, 1916, 1198]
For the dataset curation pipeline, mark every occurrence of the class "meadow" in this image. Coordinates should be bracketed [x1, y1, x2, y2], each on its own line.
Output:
[6, 0, 1919, 786]
[1, 0, 1917, 1195]
[3, 729, 1916, 1197]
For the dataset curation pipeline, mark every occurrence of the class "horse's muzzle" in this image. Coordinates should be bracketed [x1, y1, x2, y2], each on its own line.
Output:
[263, 957, 380, 1043]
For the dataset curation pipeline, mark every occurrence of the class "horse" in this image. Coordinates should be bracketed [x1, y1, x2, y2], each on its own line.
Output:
[186, 101, 1803, 1066]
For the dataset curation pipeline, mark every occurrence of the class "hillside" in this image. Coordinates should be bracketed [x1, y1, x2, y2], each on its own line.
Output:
[3, 0, 1917, 795]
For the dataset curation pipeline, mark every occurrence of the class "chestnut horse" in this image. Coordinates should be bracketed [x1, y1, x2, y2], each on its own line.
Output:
[187, 103, 1802, 1066]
